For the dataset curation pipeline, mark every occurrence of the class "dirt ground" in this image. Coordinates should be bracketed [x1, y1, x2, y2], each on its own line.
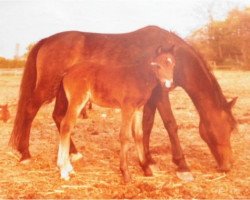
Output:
[0, 70, 249, 199]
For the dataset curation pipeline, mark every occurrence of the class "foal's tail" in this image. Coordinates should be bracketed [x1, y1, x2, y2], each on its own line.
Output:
[9, 39, 45, 149]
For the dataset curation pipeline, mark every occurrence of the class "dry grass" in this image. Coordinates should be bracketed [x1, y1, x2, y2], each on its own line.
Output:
[0, 70, 249, 199]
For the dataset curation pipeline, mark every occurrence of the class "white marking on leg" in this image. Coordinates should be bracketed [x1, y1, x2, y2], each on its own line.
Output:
[58, 139, 73, 180]
[70, 152, 83, 162]
[60, 167, 70, 181]
[20, 159, 31, 165]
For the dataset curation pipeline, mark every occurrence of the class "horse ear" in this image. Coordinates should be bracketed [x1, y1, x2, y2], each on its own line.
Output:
[168, 45, 175, 53]
[156, 46, 163, 55]
[227, 97, 237, 109]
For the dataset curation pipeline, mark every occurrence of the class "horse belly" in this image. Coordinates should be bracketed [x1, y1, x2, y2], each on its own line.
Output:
[90, 92, 120, 108]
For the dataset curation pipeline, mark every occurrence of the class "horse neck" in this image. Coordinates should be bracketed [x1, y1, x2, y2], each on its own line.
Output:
[184, 84, 220, 120]
[175, 49, 226, 120]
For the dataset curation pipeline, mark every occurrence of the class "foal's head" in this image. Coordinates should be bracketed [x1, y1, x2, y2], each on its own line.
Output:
[150, 46, 175, 88]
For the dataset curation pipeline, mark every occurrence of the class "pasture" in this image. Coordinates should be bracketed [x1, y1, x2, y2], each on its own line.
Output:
[0, 70, 249, 198]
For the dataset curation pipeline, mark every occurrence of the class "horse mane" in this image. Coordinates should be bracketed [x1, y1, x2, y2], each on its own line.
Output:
[188, 44, 228, 108]
[169, 32, 228, 109]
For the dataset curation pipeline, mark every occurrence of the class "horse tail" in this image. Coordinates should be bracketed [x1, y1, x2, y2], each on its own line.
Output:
[9, 39, 45, 149]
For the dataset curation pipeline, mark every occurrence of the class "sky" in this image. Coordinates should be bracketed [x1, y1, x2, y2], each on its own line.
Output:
[0, 0, 249, 58]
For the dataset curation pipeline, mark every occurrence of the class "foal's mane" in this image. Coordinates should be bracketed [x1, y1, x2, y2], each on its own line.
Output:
[169, 32, 228, 109]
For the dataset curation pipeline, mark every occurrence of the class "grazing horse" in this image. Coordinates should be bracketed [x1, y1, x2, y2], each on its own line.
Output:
[9, 26, 236, 177]
[56, 46, 175, 182]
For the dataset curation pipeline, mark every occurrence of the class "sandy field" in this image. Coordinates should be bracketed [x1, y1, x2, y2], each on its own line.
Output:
[0, 69, 249, 199]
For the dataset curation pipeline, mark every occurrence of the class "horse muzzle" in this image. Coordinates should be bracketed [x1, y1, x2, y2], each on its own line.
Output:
[164, 79, 173, 88]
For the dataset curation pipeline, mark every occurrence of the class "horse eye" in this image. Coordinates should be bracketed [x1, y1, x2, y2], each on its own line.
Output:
[166, 57, 173, 65]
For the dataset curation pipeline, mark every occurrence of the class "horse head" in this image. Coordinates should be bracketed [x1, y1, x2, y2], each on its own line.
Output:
[199, 97, 237, 172]
[150, 45, 175, 89]
[174, 45, 237, 172]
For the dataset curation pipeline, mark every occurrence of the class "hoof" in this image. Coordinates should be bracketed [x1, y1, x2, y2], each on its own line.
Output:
[146, 155, 156, 165]
[70, 152, 83, 162]
[20, 158, 31, 165]
[121, 171, 131, 184]
[60, 168, 73, 181]
[218, 163, 231, 173]
[69, 170, 76, 175]
[123, 175, 131, 184]
[143, 166, 153, 177]
[61, 173, 70, 181]
[176, 171, 194, 182]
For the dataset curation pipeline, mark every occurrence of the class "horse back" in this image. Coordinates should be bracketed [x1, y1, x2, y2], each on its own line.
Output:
[34, 26, 170, 100]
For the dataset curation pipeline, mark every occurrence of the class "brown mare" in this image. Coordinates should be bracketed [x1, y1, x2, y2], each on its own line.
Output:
[9, 26, 237, 178]
[56, 47, 175, 181]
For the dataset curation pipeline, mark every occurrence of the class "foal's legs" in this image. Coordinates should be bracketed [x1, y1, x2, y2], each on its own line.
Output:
[132, 109, 152, 176]
[57, 96, 87, 180]
[53, 88, 82, 162]
[119, 108, 135, 183]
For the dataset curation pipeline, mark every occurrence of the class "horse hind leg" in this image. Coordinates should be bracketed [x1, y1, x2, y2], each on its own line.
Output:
[57, 104, 78, 180]
[57, 94, 89, 180]
[15, 89, 47, 163]
[132, 108, 153, 177]
[53, 86, 83, 162]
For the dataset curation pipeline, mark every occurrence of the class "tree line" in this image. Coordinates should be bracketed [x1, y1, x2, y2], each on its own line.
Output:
[0, 57, 25, 69]
[188, 7, 250, 70]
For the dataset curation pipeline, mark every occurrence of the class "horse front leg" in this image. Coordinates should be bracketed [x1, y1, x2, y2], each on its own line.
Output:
[157, 89, 193, 181]
[132, 108, 153, 177]
[142, 88, 158, 164]
[156, 92, 188, 170]
[119, 108, 135, 183]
